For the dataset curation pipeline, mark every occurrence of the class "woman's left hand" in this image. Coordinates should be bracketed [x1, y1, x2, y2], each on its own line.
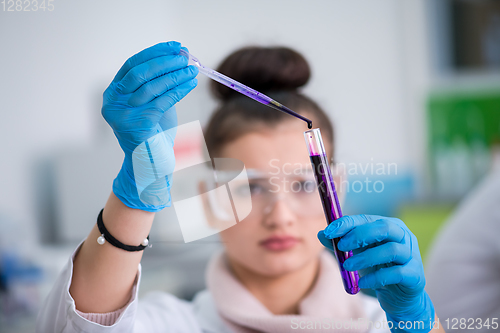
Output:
[318, 215, 436, 332]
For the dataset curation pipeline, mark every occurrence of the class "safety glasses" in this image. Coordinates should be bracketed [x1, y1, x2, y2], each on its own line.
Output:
[207, 167, 331, 221]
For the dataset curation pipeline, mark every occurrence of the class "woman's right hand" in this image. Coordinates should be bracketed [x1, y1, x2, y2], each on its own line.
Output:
[65, 42, 197, 316]
[102, 41, 198, 212]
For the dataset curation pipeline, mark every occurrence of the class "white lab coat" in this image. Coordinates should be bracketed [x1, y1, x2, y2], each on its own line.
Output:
[36, 242, 389, 333]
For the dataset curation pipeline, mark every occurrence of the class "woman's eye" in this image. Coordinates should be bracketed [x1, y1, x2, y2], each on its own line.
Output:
[293, 180, 316, 194]
[231, 184, 251, 197]
[304, 180, 317, 192]
[232, 183, 262, 197]
[248, 183, 265, 195]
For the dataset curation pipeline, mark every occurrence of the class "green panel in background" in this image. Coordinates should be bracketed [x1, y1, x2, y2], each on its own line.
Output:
[396, 204, 455, 264]
[427, 90, 500, 201]
[428, 90, 500, 146]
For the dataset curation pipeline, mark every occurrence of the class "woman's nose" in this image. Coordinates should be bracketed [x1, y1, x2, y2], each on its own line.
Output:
[261, 196, 297, 229]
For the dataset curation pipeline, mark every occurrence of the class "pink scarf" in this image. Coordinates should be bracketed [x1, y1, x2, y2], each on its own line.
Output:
[206, 251, 370, 333]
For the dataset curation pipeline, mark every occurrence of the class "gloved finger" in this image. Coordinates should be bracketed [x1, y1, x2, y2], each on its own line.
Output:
[158, 106, 178, 133]
[113, 41, 182, 83]
[128, 65, 198, 107]
[317, 230, 335, 251]
[358, 264, 407, 289]
[337, 218, 405, 252]
[118, 55, 189, 95]
[343, 241, 412, 271]
[148, 78, 198, 114]
[323, 214, 385, 239]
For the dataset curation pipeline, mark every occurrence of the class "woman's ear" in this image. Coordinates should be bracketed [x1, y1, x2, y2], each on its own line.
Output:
[331, 163, 347, 205]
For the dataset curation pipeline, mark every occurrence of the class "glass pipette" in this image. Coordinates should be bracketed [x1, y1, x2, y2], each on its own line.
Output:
[179, 49, 312, 129]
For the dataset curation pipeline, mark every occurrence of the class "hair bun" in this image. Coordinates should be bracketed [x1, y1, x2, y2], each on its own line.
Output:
[211, 46, 311, 101]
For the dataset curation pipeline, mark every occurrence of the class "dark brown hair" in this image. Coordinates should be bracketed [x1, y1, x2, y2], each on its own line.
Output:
[204, 46, 334, 158]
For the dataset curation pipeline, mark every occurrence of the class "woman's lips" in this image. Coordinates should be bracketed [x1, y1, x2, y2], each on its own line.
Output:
[259, 236, 300, 251]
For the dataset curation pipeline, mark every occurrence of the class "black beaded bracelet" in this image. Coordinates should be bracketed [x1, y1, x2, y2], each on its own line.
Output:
[96, 209, 150, 252]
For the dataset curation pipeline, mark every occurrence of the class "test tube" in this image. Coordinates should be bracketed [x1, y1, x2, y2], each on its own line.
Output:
[304, 128, 360, 295]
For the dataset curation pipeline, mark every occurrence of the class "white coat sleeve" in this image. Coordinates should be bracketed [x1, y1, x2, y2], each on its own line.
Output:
[35, 240, 141, 333]
[36, 240, 204, 333]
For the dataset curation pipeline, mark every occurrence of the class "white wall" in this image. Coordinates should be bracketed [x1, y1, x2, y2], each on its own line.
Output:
[0, 0, 431, 243]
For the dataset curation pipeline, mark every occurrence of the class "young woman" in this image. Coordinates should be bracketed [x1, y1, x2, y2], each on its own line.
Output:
[37, 42, 445, 333]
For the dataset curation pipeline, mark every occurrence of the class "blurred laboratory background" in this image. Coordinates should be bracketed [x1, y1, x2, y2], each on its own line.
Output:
[1, 0, 499, 332]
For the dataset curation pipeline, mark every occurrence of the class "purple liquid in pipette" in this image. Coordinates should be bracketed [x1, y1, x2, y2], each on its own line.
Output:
[223, 78, 312, 128]
[181, 49, 312, 128]
[309, 154, 360, 295]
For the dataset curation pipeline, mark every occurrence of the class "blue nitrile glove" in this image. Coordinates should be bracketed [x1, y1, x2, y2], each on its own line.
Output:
[318, 215, 435, 333]
[102, 41, 198, 212]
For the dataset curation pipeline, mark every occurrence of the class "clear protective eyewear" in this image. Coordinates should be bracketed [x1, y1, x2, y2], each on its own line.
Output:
[207, 167, 332, 221]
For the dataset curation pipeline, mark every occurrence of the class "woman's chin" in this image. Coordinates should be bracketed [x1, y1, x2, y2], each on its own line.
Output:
[253, 249, 314, 277]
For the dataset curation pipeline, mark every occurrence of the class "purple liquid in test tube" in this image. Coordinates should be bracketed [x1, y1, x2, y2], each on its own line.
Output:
[304, 128, 360, 295]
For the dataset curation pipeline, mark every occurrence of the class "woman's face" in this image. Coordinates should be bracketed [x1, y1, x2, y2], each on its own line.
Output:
[210, 120, 334, 277]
